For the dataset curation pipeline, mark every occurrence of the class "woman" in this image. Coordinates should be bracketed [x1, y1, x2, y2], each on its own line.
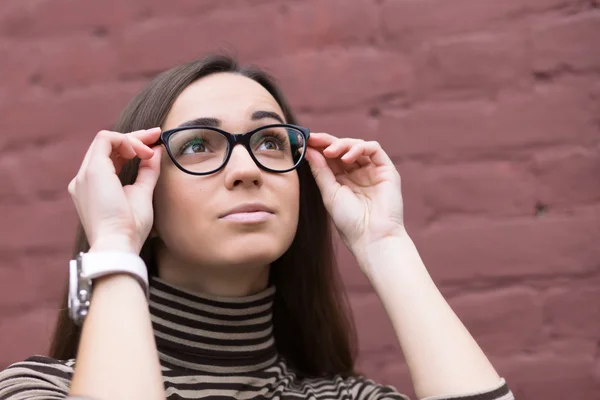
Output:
[0, 55, 514, 400]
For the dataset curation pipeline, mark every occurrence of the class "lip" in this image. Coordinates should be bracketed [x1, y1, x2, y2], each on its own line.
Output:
[219, 203, 275, 218]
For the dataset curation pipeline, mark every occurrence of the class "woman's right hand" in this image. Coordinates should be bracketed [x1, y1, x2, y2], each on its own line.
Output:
[67, 128, 163, 254]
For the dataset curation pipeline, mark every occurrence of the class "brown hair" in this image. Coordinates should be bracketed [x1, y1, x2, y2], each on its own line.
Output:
[49, 54, 358, 379]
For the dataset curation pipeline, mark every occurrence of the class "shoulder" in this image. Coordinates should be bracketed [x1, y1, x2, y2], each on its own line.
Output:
[340, 375, 410, 400]
[330, 376, 514, 400]
[282, 373, 409, 400]
[281, 370, 513, 400]
[0, 355, 75, 399]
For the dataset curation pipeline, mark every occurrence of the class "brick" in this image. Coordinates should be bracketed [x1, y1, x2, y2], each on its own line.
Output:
[0, 0, 133, 38]
[0, 155, 29, 204]
[124, 0, 224, 19]
[337, 240, 371, 290]
[415, 161, 537, 220]
[449, 288, 544, 355]
[0, 138, 87, 202]
[532, 147, 600, 208]
[0, 254, 66, 313]
[0, 2, 598, 396]
[414, 33, 530, 100]
[533, 13, 600, 73]
[380, 0, 589, 49]
[413, 207, 600, 283]
[544, 279, 600, 339]
[0, 36, 119, 99]
[499, 355, 600, 399]
[0, 40, 39, 97]
[545, 337, 598, 358]
[125, 0, 289, 21]
[31, 36, 120, 91]
[349, 291, 400, 353]
[116, 6, 284, 76]
[0, 83, 142, 150]
[0, 307, 58, 369]
[0, 197, 78, 251]
[376, 83, 599, 160]
[297, 109, 376, 139]
[265, 48, 414, 111]
[339, 159, 531, 242]
[393, 162, 433, 233]
[279, 0, 379, 50]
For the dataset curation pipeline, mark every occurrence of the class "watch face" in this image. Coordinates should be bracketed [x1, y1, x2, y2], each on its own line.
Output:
[68, 258, 80, 323]
[68, 254, 91, 326]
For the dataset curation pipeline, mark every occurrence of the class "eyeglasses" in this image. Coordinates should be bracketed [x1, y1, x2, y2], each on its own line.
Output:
[155, 124, 310, 175]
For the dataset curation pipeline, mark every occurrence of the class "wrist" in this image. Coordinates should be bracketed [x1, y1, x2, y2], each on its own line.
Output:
[89, 236, 139, 254]
[68, 250, 150, 325]
[93, 273, 147, 297]
[352, 228, 411, 266]
[354, 232, 423, 281]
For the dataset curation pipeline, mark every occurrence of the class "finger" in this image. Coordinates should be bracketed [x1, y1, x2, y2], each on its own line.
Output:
[340, 144, 367, 164]
[111, 137, 149, 174]
[356, 155, 372, 167]
[127, 135, 155, 159]
[129, 127, 162, 145]
[79, 129, 144, 176]
[359, 141, 394, 167]
[340, 147, 375, 170]
[71, 128, 160, 194]
[111, 128, 160, 168]
[324, 138, 363, 158]
[304, 147, 340, 204]
[307, 132, 339, 148]
[79, 130, 118, 175]
[86, 131, 140, 179]
[91, 127, 159, 165]
[132, 145, 163, 192]
[312, 146, 347, 176]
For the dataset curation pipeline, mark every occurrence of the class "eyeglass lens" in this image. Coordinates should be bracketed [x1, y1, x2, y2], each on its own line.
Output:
[167, 126, 306, 173]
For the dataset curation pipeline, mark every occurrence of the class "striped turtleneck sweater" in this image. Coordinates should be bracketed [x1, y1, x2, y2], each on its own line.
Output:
[0, 277, 514, 400]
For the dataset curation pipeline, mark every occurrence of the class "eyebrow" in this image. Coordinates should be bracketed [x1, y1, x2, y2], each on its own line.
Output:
[177, 110, 285, 129]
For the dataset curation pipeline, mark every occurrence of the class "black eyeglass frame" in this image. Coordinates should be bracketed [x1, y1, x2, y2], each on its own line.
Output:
[154, 123, 311, 175]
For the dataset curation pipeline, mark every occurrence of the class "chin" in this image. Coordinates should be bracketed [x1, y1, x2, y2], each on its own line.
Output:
[217, 234, 291, 267]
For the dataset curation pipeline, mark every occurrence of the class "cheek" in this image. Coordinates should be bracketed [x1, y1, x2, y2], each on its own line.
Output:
[279, 175, 301, 226]
[153, 172, 213, 239]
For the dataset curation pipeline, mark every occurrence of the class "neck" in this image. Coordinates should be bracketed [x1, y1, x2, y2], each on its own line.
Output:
[148, 276, 279, 374]
[157, 255, 271, 297]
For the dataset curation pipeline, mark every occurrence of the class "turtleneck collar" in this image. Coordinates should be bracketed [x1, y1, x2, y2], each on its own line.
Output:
[148, 276, 279, 375]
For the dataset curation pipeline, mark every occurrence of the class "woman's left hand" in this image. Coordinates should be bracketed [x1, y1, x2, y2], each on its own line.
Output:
[304, 133, 405, 260]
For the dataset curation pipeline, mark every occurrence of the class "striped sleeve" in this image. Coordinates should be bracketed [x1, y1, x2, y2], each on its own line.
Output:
[420, 379, 514, 400]
[0, 355, 74, 400]
[348, 377, 514, 400]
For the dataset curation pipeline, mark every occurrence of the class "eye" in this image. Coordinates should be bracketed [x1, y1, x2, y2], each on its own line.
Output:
[180, 138, 207, 155]
[255, 132, 287, 151]
[258, 138, 281, 151]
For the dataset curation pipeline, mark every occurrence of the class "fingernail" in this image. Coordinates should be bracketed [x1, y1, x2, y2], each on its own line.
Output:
[147, 127, 161, 132]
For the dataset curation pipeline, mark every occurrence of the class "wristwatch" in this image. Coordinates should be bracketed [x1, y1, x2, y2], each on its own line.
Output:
[68, 251, 149, 326]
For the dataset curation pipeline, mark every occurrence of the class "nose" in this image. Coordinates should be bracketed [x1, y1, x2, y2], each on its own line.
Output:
[223, 144, 263, 189]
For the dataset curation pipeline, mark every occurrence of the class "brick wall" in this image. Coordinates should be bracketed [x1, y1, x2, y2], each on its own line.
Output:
[0, 0, 599, 398]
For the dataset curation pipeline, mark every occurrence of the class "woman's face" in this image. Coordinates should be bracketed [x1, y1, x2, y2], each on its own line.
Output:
[153, 72, 300, 271]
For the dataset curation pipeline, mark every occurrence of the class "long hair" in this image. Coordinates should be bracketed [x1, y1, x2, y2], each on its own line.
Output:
[49, 55, 358, 378]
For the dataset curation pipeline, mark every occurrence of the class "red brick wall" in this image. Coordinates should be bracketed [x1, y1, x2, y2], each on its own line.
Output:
[1, 1, 599, 398]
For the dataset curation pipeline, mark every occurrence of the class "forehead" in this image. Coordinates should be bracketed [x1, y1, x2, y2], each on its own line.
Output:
[163, 72, 285, 130]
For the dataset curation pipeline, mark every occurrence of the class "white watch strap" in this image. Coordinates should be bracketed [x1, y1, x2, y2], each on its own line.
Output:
[77, 252, 149, 299]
